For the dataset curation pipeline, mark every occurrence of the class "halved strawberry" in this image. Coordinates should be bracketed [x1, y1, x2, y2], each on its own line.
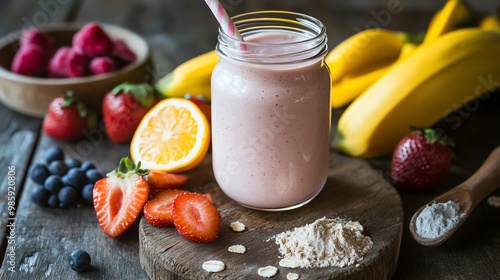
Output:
[143, 189, 187, 227]
[172, 192, 221, 243]
[147, 170, 188, 189]
[93, 157, 150, 237]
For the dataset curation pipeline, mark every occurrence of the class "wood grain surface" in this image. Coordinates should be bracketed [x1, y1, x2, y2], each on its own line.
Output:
[139, 152, 403, 280]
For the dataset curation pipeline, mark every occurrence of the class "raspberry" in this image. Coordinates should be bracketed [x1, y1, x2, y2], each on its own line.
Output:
[11, 44, 48, 77]
[48, 47, 72, 78]
[112, 38, 136, 65]
[20, 28, 54, 53]
[89, 57, 116, 75]
[72, 22, 114, 57]
[66, 49, 89, 77]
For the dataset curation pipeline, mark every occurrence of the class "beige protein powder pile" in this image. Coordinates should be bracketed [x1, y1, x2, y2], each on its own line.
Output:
[270, 217, 373, 268]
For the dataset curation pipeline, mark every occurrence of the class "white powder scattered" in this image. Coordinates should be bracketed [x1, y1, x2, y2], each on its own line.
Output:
[270, 217, 373, 268]
[487, 196, 500, 208]
[415, 200, 465, 238]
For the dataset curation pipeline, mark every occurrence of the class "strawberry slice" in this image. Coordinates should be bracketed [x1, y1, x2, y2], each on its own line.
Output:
[143, 189, 187, 227]
[172, 192, 221, 243]
[147, 170, 188, 190]
[93, 157, 150, 237]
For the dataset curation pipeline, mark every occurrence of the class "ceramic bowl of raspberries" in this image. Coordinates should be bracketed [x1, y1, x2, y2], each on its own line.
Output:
[0, 22, 151, 117]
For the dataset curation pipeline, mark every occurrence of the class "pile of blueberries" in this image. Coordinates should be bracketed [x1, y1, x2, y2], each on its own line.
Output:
[29, 146, 104, 208]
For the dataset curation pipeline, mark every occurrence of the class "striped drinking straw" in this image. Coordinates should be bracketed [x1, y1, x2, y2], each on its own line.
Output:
[203, 0, 245, 43]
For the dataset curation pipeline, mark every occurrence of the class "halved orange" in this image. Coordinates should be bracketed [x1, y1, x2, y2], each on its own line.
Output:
[130, 98, 210, 172]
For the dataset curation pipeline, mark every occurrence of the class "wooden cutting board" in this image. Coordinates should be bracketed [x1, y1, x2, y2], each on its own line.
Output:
[139, 151, 403, 280]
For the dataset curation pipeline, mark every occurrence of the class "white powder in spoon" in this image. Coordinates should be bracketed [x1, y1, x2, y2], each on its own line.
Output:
[415, 200, 465, 239]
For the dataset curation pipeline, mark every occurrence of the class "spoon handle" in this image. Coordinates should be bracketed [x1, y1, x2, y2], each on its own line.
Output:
[458, 146, 500, 205]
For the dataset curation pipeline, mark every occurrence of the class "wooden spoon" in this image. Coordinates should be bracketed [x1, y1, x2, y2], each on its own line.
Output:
[409, 146, 500, 246]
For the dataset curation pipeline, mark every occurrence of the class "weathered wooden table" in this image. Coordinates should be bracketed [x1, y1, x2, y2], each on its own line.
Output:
[0, 0, 499, 279]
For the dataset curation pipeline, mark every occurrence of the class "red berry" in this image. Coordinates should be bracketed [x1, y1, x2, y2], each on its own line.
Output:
[112, 38, 136, 65]
[143, 189, 188, 227]
[73, 22, 114, 57]
[20, 28, 54, 53]
[48, 47, 72, 78]
[89, 57, 116, 75]
[11, 44, 48, 77]
[102, 83, 158, 144]
[172, 192, 221, 243]
[42, 92, 95, 141]
[147, 170, 188, 194]
[66, 49, 89, 77]
[391, 129, 453, 191]
[93, 157, 150, 237]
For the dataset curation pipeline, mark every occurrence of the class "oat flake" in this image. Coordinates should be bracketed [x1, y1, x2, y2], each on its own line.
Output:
[230, 221, 246, 232]
[258, 265, 277, 278]
[228, 244, 246, 254]
[279, 257, 300, 268]
[488, 196, 500, 208]
[202, 260, 225, 273]
[271, 217, 373, 268]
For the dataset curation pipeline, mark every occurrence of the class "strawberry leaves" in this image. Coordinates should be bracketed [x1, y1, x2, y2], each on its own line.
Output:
[112, 82, 157, 108]
[109, 156, 149, 179]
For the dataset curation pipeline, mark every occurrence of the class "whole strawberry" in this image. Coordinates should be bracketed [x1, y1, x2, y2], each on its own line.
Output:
[391, 128, 453, 191]
[43, 92, 97, 141]
[102, 83, 158, 143]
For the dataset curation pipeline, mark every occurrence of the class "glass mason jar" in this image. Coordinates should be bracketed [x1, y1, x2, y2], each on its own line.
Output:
[211, 11, 331, 211]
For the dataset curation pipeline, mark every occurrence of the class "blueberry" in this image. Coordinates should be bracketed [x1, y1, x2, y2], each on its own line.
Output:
[85, 169, 103, 184]
[48, 160, 69, 176]
[66, 158, 81, 169]
[29, 164, 50, 185]
[44, 175, 63, 193]
[68, 249, 91, 272]
[58, 186, 78, 205]
[81, 184, 94, 204]
[47, 194, 60, 208]
[80, 161, 96, 172]
[63, 168, 88, 190]
[31, 185, 50, 206]
[45, 146, 64, 164]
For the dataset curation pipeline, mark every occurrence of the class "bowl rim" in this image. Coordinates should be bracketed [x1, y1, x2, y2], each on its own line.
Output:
[0, 22, 150, 85]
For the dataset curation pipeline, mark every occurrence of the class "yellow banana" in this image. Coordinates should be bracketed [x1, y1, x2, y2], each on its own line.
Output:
[325, 29, 408, 83]
[423, 0, 475, 45]
[480, 15, 500, 30]
[330, 42, 418, 108]
[156, 50, 219, 101]
[333, 28, 500, 158]
[331, 60, 393, 108]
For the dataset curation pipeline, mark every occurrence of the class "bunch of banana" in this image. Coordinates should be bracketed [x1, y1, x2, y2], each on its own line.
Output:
[480, 15, 500, 30]
[325, 29, 414, 108]
[333, 28, 500, 158]
[156, 50, 219, 101]
[422, 0, 475, 44]
[326, 0, 475, 109]
[479, 8, 500, 30]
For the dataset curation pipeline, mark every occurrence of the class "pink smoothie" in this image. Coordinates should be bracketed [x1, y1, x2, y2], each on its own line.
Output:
[212, 32, 331, 210]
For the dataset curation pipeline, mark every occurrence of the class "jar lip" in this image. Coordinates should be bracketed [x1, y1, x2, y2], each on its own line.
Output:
[218, 10, 326, 47]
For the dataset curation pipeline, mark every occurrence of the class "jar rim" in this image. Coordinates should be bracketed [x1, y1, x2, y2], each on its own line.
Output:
[218, 10, 326, 46]
[216, 10, 328, 65]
